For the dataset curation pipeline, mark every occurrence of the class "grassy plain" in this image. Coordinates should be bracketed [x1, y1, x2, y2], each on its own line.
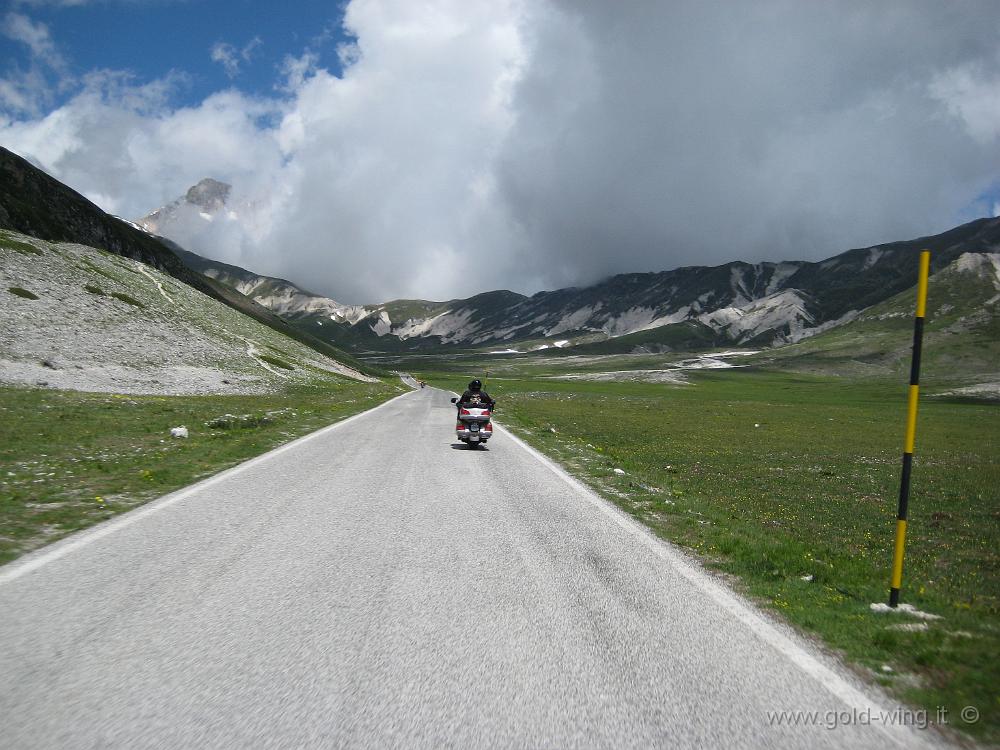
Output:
[0, 378, 401, 565]
[416, 358, 999, 741]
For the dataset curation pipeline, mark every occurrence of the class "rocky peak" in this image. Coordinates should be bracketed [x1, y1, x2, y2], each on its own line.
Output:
[184, 178, 231, 212]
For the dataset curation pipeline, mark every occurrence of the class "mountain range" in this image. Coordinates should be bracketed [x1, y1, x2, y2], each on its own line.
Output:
[138, 177, 1000, 355]
[3, 153, 997, 381]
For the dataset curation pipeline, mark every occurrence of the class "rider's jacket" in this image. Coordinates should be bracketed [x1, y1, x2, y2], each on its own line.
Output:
[457, 389, 494, 407]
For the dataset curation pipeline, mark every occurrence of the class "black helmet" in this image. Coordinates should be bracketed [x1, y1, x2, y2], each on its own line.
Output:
[469, 379, 482, 391]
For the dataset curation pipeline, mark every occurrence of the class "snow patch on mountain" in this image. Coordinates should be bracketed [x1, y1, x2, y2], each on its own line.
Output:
[671, 350, 760, 369]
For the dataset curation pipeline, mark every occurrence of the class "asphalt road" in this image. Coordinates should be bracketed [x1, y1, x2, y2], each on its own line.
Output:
[0, 387, 940, 749]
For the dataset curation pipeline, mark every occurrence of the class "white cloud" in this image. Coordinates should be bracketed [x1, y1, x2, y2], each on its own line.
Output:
[3, 12, 65, 70]
[1, 12, 71, 115]
[278, 51, 319, 93]
[1, 71, 285, 218]
[930, 62, 1000, 144]
[210, 37, 262, 79]
[2, 0, 1000, 304]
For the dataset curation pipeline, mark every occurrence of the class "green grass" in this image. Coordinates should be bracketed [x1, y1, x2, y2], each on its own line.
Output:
[79, 258, 129, 284]
[8, 287, 39, 300]
[259, 353, 294, 370]
[414, 365, 999, 741]
[81, 283, 144, 309]
[109, 291, 145, 308]
[0, 380, 401, 565]
[1, 236, 43, 255]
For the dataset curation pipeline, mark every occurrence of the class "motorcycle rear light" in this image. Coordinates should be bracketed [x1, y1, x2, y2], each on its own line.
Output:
[459, 408, 471, 415]
[484, 423, 492, 431]
[456, 423, 463, 430]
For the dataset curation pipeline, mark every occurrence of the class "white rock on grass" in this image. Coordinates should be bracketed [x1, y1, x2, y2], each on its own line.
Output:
[170, 426, 189, 438]
[613, 468, 626, 475]
[887, 622, 930, 632]
[869, 602, 943, 620]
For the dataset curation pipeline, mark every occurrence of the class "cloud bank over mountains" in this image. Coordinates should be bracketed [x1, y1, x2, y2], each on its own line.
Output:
[2, 0, 1000, 303]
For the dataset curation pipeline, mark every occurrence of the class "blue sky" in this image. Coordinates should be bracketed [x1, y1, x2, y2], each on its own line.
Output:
[3, 0, 353, 109]
[1, 1, 999, 303]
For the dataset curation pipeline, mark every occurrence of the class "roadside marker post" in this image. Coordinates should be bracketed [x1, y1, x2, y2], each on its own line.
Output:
[889, 250, 930, 608]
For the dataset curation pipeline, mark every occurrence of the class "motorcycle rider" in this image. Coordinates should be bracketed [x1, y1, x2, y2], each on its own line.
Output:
[457, 379, 495, 411]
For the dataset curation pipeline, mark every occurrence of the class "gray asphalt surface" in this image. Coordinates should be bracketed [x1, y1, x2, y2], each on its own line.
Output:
[1, 387, 940, 749]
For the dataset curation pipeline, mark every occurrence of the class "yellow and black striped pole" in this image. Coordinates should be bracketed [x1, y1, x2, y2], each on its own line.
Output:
[889, 250, 930, 608]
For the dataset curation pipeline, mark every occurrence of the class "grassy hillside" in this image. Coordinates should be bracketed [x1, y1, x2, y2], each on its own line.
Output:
[760, 252, 1000, 383]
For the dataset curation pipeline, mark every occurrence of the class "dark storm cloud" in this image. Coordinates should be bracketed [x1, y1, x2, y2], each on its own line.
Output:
[492, 0, 1000, 292]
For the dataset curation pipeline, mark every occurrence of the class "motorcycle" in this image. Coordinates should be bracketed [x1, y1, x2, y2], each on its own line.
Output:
[450, 397, 494, 447]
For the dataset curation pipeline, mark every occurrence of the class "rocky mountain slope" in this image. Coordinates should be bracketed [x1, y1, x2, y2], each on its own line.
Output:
[757, 249, 1000, 387]
[0, 148, 376, 376]
[169, 246, 369, 323]
[0, 230, 375, 394]
[150, 174, 999, 355]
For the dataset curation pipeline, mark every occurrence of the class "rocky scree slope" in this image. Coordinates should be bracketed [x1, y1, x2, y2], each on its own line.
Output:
[0, 148, 376, 377]
[0, 230, 375, 394]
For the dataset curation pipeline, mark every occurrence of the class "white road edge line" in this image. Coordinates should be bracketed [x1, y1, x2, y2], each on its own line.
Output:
[493, 419, 940, 750]
[0, 389, 416, 587]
